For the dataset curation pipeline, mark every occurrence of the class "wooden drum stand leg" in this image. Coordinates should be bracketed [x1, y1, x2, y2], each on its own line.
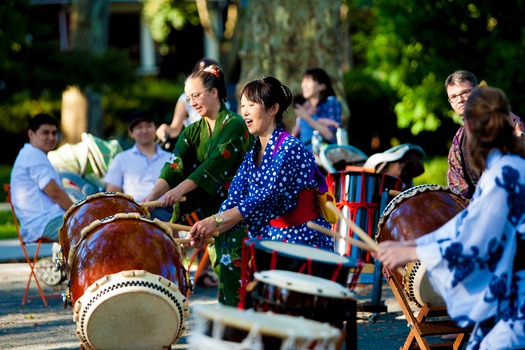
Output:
[382, 266, 472, 350]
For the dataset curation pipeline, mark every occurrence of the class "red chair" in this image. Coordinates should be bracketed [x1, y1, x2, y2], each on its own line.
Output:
[4, 183, 60, 306]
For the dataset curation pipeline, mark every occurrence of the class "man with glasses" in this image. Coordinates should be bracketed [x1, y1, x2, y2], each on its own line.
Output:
[445, 70, 525, 199]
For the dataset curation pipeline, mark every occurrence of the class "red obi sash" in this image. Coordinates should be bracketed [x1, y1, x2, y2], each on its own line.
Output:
[269, 188, 319, 228]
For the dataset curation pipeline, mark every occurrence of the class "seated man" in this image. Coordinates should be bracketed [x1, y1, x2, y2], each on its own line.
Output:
[10, 113, 74, 243]
[104, 110, 173, 221]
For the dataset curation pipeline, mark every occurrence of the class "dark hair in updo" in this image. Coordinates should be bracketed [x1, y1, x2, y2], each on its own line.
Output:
[464, 86, 525, 171]
[239, 76, 292, 124]
[186, 64, 228, 102]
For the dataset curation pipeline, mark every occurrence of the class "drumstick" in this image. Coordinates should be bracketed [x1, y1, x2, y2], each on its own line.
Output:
[325, 201, 378, 250]
[307, 221, 372, 252]
[324, 202, 406, 276]
[175, 237, 215, 245]
[162, 222, 220, 237]
[141, 196, 187, 207]
[389, 189, 402, 197]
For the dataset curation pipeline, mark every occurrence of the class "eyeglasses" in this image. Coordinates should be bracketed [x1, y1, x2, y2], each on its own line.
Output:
[187, 90, 208, 103]
[448, 89, 472, 103]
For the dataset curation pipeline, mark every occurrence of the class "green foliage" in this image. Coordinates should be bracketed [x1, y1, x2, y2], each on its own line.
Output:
[0, 165, 12, 201]
[349, 0, 525, 134]
[143, 0, 200, 55]
[0, 164, 16, 240]
[413, 156, 448, 187]
[0, 0, 30, 71]
[0, 212, 17, 240]
[0, 2, 138, 133]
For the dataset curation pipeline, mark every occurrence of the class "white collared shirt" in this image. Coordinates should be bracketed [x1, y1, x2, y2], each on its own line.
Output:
[104, 144, 170, 202]
[10, 143, 66, 242]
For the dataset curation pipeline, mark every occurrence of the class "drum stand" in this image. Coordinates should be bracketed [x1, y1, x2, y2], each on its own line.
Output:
[382, 266, 472, 350]
[347, 191, 391, 315]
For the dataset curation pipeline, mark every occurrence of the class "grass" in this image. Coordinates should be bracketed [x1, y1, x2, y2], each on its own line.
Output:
[0, 210, 17, 240]
[413, 156, 448, 187]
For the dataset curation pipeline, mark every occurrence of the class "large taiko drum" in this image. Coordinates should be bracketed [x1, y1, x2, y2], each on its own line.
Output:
[326, 169, 404, 259]
[68, 213, 189, 350]
[59, 192, 150, 267]
[189, 304, 344, 350]
[376, 184, 469, 308]
[250, 270, 356, 323]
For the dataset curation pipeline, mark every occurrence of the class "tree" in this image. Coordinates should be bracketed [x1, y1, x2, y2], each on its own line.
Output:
[350, 0, 525, 135]
[237, 0, 349, 129]
[61, 0, 110, 143]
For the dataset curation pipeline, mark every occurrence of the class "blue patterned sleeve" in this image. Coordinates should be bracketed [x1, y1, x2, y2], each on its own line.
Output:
[237, 139, 316, 221]
[415, 158, 518, 324]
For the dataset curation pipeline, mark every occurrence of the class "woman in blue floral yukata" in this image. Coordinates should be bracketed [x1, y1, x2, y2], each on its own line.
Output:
[375, 86, 525, 349]
[189, 76, 334, 306]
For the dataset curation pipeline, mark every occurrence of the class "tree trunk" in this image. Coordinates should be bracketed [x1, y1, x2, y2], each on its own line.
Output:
[237, 0, 349, 130]
[61, 0, 109, 144]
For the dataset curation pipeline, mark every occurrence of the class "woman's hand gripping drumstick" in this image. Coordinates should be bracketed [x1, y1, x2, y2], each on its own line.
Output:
[324, 201, 406, 276]
[141, 196, 186, 208]
[162, 222, 218, 246]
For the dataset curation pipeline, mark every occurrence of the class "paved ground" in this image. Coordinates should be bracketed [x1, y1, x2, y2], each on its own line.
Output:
[0, 263, 417, 350]
[0, 239, 466, 350]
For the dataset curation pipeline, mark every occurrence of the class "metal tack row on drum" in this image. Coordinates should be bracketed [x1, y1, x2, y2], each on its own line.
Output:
[57, 192, 190, 350]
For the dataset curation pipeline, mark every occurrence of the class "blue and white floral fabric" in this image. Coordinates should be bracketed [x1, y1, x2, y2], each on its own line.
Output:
[417, 149, 525, 349]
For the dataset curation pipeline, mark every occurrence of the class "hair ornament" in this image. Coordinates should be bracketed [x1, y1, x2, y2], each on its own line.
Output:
[204, 66, 220, 79]
[280, 84, 291, 102]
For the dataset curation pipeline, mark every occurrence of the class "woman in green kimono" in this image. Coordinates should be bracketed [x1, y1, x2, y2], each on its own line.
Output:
[143, 65, 252, 306]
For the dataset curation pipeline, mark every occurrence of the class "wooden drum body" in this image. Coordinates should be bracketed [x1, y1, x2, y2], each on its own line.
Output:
[189, 304, 343, 350]
[376, 184, 468, 308]
[68, 213, 189, 350]
[59, 192, 150, 267]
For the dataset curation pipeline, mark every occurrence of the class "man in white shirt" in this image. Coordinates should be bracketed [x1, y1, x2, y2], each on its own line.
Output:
[104, 110, 172, 221]
[10, 114, 74, 243]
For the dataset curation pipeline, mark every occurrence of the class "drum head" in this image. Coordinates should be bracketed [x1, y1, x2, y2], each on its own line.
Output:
[253, 270, 355, 299]
[74, 270, 189, 350]
[192, 304, 341, 341]
[403, 261, 445, 308]
[255, 240, 353, 267]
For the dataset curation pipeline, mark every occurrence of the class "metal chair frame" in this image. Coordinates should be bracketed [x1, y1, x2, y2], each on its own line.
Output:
[4, 183, 57, 306]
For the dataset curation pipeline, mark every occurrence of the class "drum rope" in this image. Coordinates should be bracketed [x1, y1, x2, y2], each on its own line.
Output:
[238, 237, 255, 309]
[336, 201, 377, 260]
[330, 263, 343, 283]
[270, 250, 279, 270]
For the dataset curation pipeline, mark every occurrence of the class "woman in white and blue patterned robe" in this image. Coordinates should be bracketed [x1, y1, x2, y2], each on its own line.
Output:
[376, 86, 525, 350]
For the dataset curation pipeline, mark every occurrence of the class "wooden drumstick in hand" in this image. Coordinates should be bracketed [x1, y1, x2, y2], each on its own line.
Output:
[324, 201, 406, 276]
[141, 196, 187, 208]
[307, 221, 371, 252]
[175, 237, 215, 245]
[161, 222, 220, 237]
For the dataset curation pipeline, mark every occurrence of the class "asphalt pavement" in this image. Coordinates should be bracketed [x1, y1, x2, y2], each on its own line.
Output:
[0, 238, 464, 350]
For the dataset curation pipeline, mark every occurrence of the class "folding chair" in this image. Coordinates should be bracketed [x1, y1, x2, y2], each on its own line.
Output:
[4, 183, 60, 307]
